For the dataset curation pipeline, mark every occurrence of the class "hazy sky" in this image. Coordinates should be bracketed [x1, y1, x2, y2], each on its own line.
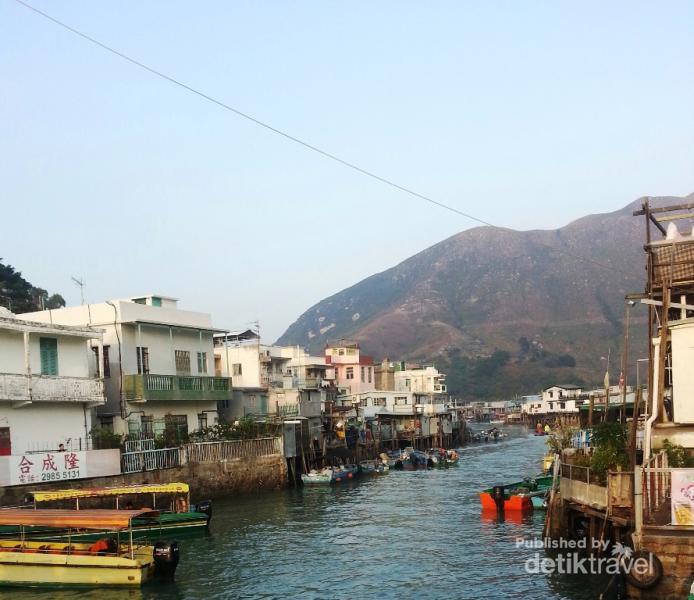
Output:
[2, 1, 693, 340]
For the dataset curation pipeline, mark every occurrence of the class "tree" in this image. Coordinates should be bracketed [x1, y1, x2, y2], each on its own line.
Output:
[0, 259, 65, 313]
[46, 294, 66, 309]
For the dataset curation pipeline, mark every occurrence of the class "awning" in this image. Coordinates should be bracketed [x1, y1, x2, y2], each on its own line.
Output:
[28, 483, 189, 503]
[0, 508, 159, 530]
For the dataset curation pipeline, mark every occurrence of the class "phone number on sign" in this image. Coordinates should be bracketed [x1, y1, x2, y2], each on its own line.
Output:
[40, 470, 81, 482]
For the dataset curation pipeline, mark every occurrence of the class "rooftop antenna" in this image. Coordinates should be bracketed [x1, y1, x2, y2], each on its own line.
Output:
[71, 276, 85, 305]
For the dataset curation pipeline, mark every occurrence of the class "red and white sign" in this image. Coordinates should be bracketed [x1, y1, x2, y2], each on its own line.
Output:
[9, 451, 84, 486]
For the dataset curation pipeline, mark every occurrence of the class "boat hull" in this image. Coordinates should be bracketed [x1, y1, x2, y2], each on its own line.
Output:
[0, 541, 156, 587]
[479, 492, 533, 512]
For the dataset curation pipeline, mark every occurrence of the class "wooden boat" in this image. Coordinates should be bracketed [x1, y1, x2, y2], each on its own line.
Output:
[359, 460, 389, 475]
[11, 483, 210, 542]
[479, 476, 553, 511]
[0, 508, 179, 587]
[301, 465, 360, 485]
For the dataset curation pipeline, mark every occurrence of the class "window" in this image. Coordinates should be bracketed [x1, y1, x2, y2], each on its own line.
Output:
[368, 368, 372, 383]
[361, 367, 365, 382]
[560, 402, 566, 410]
[141, 415, 153, 437]
[198, 413, 208, 430]
[232, 363, 243, 376]
[197, 352, 208, 374]
[549, 391, 554, 398]
[395, 396, 408, 405]
[165, 414, 188, 440]
[99, 416, 114, 433]
[346, 367, 354, 380]
[405, 379, 411, 390]
[338, 349, 345, 356]
[374, 397, 386, 407]
[136, 347, 150, 375]
[132, 297, 146, 305]
[151, 297, 162, 307]
[175, 350, 191, 375]
[39, 337, 58, 375]
[92, 346, 111, 377]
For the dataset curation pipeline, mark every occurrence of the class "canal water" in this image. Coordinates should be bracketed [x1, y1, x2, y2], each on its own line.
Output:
[3, 428, 609, 600]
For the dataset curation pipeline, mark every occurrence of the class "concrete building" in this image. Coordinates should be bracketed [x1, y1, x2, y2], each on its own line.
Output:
[0, 310, 105, 454]
[19, 295, 230, 438]
[538, 384, 583, 414]
[325, 342, 375, 395]
[394, 365, 447, 394]
[214, 336, 336, 442]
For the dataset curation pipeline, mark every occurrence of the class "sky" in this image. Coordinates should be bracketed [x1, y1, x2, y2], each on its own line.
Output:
[1, 1, 693, 341]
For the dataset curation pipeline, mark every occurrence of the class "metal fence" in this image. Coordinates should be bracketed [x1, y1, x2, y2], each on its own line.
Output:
[121, 447, 182, 474]
[182, 437, 282, 463]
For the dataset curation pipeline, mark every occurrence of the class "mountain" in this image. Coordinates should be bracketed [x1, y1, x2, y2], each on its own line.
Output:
[277, 194, 694, 398]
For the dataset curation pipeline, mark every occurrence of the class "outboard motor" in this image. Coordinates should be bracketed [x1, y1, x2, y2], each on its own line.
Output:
[153, 541, 180, 581]
[492, 485, 505, 514]
[196, 499, 213, 524]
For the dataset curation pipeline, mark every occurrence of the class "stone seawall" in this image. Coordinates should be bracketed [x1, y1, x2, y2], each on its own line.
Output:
[0, 454, 287, 506]
[628, 528, 694, 599]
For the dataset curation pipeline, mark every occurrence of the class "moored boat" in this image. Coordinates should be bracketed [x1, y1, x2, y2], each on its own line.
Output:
[12, 483, 210, 542]
[479, 476, 553, 511]
[301, 465, 360, 485]
[0, 508, 179, 587]
[359, 460, 389, 475]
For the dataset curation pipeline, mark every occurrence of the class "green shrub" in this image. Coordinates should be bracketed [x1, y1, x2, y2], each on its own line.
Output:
[663, 439, 694, 468]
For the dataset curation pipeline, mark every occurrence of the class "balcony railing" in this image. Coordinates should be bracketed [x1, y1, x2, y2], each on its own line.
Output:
[0, 373, 104, 404]
[123, 374, 232, 402]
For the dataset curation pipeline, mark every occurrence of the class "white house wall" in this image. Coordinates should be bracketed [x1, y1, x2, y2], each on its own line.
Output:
[0, 403, 93, 454]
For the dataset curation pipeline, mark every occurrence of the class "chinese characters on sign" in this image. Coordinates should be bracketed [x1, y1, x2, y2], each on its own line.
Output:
[10, 451, 83, 485]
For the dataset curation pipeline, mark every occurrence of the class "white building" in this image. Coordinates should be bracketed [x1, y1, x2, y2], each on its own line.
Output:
[19, 295, 231, 438]
[0, 311, 105, 454]
[394, 365, 447, 394]
[533, 384, 584, 414]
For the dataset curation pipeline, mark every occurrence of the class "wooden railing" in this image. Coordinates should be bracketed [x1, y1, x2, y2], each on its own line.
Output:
[642, 450, 670, 523]
[182, 437, 282, 463]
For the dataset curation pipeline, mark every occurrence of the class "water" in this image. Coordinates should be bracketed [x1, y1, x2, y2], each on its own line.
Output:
[0, 428, 608, 599]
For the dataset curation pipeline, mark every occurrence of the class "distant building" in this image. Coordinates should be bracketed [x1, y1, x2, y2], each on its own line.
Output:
[325, 342, 375, 395]
[20, 294, 229, 438]
[374, 359, 395, 391]
[394, 365, 447, 394]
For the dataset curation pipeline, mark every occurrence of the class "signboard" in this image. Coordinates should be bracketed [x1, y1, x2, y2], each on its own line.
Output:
[671, 469, 694, 525]
[9, 451, 85, 486]
[0, 449, 120, 487]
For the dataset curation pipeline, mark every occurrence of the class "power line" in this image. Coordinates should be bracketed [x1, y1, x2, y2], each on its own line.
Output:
[12, 0, 641, 278]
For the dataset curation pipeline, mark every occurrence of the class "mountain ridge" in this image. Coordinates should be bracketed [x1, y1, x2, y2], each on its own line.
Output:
[277, 194, 693, 397]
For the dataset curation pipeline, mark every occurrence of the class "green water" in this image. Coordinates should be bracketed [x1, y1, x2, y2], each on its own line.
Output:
[0, 428, 609, 599]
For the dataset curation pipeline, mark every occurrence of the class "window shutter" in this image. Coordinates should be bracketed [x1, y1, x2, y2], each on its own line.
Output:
[40, 338, 58, 376]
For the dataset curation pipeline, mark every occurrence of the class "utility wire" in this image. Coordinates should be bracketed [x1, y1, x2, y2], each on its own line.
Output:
[13, 0, 641, 278]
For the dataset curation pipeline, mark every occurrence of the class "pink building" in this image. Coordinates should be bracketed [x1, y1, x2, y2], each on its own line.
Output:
[325, 342, 375, 395]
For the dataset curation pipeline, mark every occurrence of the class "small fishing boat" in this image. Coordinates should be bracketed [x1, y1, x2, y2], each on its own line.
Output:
[12, 483, 210, 542]
[426, 448, 459, 468]
[301, 465, 360, 485]
[0, 508, 179, 587]
[359, 460, 389, 475]
[479, 476, 553, 511]
[301, 468, 333, 485]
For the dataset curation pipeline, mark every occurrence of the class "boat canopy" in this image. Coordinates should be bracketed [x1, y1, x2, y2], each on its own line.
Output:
[28, 482, 190, 503]
[0, 508, 160, 530]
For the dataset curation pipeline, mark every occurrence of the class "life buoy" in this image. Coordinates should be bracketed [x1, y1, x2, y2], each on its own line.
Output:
[623, 549, 663, 590]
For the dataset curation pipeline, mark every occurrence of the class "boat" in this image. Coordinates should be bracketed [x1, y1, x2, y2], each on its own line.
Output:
[359, 460, 389, 475]
[426, 448, 459, 468]
[13, 483, 210, 542]
[479, 475, 553, 511]
[0, 508, 179, 587]
[301, 465, 360, 485]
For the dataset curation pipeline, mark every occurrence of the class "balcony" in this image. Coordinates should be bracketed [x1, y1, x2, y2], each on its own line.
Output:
[0, 373, 104, 405]
[123, 374, 232, 402]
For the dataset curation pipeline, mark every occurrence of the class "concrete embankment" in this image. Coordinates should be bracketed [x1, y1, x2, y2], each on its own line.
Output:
[0, 453, 287, 506]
